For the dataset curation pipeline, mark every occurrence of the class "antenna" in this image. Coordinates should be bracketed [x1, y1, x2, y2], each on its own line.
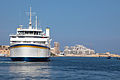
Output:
[19, 25, 23, 29]
[29, 7, 32, 29]
[35, 16, 37, 29]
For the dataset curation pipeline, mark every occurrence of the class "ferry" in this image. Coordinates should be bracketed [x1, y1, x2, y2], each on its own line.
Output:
[9, 7, 51, 61]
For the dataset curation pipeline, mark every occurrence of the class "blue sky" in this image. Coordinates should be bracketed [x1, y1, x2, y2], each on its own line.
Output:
[0, 0, 120, 54]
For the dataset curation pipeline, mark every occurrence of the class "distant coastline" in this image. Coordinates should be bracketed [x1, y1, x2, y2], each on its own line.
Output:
[52, 54, 120, 57]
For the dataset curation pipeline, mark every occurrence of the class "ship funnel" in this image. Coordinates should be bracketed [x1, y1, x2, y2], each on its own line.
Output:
[46, 28, 50, 37]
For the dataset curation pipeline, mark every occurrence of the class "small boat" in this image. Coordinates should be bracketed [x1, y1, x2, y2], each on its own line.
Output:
[107, 56, 111, 59]
[116, 57, 120, 60]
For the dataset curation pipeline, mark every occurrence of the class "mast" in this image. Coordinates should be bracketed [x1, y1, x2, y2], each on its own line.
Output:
[29, 7, 32, 29]
[35, 16, 37, 29]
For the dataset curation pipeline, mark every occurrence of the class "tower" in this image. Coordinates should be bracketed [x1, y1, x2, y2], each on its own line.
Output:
[54, 42, 60, 54]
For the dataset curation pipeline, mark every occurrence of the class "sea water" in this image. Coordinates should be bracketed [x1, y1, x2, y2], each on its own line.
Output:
[0, 57, 120, 80]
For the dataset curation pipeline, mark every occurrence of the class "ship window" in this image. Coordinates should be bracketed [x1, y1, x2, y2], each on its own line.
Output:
[25, 36, 34, 38]
[33, 41, 45, 44]
[23, 41, 31, 43]
[18, 36, 25, 38]
[11, 36, 16, 38]
[11, 41, 21, 43]
[33, 36, 40, 38]
[18, 31, 25, 35]
[18, 31, 42, 35]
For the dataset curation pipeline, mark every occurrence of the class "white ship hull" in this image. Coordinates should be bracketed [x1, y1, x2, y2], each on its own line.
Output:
[9, 7, 51, 61]
[10, 44, 50, 61]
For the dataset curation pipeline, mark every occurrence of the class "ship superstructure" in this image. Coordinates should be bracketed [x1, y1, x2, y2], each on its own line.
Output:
[9, 7, 51, 61]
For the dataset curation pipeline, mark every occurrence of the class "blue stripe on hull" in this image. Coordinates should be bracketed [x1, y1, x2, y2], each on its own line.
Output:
[10, 57, 50, 62]
[10, 44, 50, 49]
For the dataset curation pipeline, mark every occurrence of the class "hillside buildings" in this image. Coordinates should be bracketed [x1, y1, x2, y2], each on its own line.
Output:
[0, 45, 10, 56]
[64, 45, 95, 55]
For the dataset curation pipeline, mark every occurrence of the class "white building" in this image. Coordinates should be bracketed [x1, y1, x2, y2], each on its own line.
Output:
[64, 45, 95, 55]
